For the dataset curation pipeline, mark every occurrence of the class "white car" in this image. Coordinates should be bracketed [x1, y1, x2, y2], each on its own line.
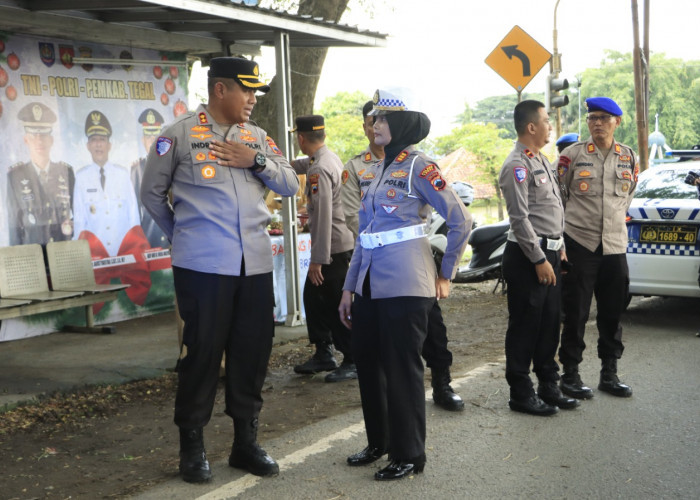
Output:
[626, 163, 700, 299]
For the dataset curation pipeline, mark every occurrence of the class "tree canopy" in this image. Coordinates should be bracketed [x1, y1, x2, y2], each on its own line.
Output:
[317, 90, 370, 163]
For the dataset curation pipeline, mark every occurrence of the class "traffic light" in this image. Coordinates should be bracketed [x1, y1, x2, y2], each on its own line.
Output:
[545, 74, 569, 111]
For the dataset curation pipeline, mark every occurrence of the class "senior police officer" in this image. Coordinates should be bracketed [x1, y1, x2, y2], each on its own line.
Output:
[140, 57, 299, 483]
[7, 102, 75, 245]
[73, 110, 142, 256]
[290, 115, 357, 382]
[499, 99, 579, 416]
[341, 100, 466, 411]
[557, 97, 637, 399]
[131, 108, 168, 249]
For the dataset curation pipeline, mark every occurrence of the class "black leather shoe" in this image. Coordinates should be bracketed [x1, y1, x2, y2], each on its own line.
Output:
[560, 372, 594, 399]
[431, 367, 465, 412]
[508, 395, 559, 416]
[375, 458, 425, 480]
[294, 343, 337, 374]
[598, 375, 633, 397]
[599, 359, 633, 397]
[347, 446, 387, 466]
[538, 382, 580, 410]
[229, 442, 279, 477]
[325, 362, 358, 383]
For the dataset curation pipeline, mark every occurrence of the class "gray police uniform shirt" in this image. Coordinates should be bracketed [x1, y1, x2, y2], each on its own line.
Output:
[140, 104, 299, 277]
[340, 148, 380, 240]
[343, 147, 472, 299]
[292, 145, 354, 264]
[73, 161, 140, 257]
[557, 139, 637, 255]
[7, 160, 75, 245]
[498, 141, 565, 264]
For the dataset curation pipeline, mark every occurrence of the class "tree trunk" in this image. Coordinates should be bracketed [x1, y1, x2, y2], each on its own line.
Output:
[252, 0, 350, 149]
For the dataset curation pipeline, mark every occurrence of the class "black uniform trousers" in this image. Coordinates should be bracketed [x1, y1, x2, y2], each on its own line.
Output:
[421, 301, 453, 369]
[303, 250, 353, 360]
[559, 234, 628, 367]
[502, 241, 561, 400]
[351, 290, 432, 462]
[172, 265, 274, 430]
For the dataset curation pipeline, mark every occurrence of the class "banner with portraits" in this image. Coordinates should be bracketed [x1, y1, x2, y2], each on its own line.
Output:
[0, 33, 188, 341]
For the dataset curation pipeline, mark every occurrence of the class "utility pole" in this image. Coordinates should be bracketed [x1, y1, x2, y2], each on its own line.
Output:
[631, 0, 650, 172]
[551, 0, 563, 139]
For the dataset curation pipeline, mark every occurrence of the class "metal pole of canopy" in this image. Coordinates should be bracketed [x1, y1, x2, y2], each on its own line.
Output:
[274, 30, 303, 326]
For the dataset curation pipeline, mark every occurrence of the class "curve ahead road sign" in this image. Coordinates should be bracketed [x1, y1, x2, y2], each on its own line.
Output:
[485, 25, 551, 92]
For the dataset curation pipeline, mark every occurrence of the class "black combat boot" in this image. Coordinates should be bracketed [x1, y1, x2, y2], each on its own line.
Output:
[598, 359, 633, 397]
[325, 360, 358, 382]
[293, 342, 337, 374]
[229, 417, 280, 477]
[179, 427, 212, 483]
[538, 381, 580, 409]
[560, 365, 594, 399]
[431, 367, 465, 411]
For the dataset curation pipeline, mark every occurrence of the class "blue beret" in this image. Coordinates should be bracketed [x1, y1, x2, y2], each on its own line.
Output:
[556, 133, 579, 146]
[585, 97, 622, 116]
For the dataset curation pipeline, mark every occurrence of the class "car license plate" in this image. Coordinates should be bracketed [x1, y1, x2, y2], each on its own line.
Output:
[639, 224, 698, 245]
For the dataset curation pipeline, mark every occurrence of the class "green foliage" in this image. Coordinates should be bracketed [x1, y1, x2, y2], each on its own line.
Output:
[577, 51, 700, 150]
[468, 92, 545, 140]
[425, 122, 512, 200]
[317, 91, 370, 163]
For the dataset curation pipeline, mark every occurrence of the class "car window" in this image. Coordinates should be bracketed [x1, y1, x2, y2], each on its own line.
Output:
[634, 168, 699, 199]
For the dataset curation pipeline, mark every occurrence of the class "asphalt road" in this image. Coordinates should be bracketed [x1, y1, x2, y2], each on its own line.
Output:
[134, 295, 699, 500]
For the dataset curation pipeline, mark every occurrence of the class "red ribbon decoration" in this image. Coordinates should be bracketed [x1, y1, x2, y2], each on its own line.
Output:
[79, 226, 152, 313]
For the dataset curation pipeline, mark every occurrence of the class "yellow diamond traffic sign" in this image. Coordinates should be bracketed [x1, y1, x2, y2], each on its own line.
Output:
[485, 25, 552, 92]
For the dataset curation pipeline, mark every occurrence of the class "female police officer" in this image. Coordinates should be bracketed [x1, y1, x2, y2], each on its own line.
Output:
[338, 89, 471, 481]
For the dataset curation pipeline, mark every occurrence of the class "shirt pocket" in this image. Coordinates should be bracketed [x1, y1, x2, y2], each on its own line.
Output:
[573, 169, 597, 196]
[614, 168, 633, 197]
[532, 170, 551, 202]
[191, 162, 224, 186]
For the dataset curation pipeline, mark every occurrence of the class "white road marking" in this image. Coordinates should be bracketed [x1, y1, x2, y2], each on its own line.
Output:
[196, 361, 498, 500]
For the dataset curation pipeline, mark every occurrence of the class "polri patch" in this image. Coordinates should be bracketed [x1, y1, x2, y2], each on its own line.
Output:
[266, 136, 282, 155]
[342, 170, 349, 184]
[420, 164, 437, 178]
[156, 137, 173, 156]
[309, 173, 320, 184]
[431, 175, 447, 191]
[513, 166, 527, 183]
[382, 204, 398, 214]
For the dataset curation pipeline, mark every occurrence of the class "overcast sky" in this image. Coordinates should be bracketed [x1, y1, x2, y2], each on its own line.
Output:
[311, 0, 700, 135]
[191, 0, 699, 137]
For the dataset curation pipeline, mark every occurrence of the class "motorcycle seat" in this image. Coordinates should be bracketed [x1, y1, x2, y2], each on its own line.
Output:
[468, 219, 510, 245]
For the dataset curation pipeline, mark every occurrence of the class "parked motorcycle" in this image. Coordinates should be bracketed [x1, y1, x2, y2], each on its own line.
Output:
[453, 218, 509, 290]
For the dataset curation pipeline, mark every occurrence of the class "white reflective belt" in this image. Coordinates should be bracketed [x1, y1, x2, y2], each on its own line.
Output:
[507, 230, 564, 251]
[360, 223, 428, 249]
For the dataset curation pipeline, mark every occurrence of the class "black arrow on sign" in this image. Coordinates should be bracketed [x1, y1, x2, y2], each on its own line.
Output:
[501, 45, 531, 76]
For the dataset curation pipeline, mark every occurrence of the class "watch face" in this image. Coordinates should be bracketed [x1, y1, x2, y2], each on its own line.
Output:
[256, 152, 266, 167]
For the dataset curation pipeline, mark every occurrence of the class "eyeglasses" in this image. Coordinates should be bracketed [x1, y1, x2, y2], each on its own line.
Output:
[586, 114, 614, 123]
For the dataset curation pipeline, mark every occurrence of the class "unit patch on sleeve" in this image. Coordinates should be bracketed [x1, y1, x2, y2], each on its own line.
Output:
[266, 136, 282, 155]
[156, 137, 173, 156]
[513, 166, 527, 183]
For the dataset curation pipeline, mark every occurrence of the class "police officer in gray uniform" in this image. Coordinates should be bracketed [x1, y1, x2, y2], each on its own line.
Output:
[557, 97, 637, 399]
[290, 115, 357, 382]
[141, 57, 299, 483]
[499, 100, 579, 416]
[341, 100, 466, 411]
[7, 102, 74, 245]
[339, 89, 471, 481]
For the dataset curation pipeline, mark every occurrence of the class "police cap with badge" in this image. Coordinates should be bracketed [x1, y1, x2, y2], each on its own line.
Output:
[207, 57, 270, 94]
[85, 110, 112, 138]
[585, 96, 623, 116]
[292, 115, 325, 133]
[138, 108, 164, 136]
[18, 102, 56, 134]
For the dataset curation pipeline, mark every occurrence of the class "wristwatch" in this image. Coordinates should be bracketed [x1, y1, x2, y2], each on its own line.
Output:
[253, 152, 267, 171]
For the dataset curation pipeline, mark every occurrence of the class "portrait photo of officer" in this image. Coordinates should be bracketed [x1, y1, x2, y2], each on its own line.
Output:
[6, 102, 75, 246]
[73, 110, 141, 256]
[130, 108, 168, 249]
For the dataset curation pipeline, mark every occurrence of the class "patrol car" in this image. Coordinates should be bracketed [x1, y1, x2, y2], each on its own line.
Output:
[626, 164, 700, 300]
